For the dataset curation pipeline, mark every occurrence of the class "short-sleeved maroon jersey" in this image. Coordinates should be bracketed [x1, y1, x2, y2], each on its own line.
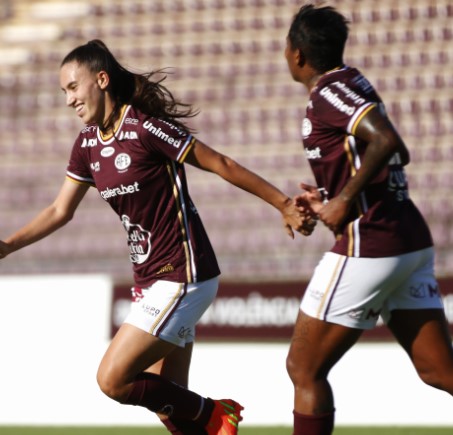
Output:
[302, 65, 432, 257]
[66, 105, 220, 287]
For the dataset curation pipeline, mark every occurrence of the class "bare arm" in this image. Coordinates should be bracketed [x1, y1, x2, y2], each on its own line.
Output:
[0, 178, 90, 258]
[318, 105, 410, 233]
[184, 139, 315, 237]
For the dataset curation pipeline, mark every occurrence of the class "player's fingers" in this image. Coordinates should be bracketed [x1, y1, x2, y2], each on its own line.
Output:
[285, 223, 295, 239]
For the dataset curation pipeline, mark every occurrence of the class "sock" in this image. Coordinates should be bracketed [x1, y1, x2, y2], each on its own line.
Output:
[122, 372, 213, 423]
[293, 410, 335, 435]
[161, 417, 208, 435]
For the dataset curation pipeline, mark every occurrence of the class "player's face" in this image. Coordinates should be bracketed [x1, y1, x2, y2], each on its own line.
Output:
[60, 61, 107, 125]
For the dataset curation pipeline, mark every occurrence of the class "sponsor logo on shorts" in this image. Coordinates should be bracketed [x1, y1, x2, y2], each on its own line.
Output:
[178, 326, 192, 339]
[141, 304, 161, 316]
[410, 283, 440, 298]
[308, 288, 324, 300]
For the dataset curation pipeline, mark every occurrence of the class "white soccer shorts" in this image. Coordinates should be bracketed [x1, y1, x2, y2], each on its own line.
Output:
[300, 247, 443, 329]
[124, 276, 219, 347]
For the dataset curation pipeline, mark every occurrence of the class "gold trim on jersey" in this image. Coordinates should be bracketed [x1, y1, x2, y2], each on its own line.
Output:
[343, 135, 364, 257]
[65, 175, 94, 187]
[166, 161, 194, 282]
[351, 104, 375, 135]
[178, 137, 196, 163]
[98, 104, 129, 141]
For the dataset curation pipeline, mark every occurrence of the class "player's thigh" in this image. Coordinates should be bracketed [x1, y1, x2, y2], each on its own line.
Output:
[146, 342, 194, 388]
[287, 310, 362, 379]
[98, 323, 177, 386]
[388, 308, 453, 370]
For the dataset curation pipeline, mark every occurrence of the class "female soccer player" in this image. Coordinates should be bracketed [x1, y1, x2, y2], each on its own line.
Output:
[0, 39, 314, 435]
[284, 4, 453, 435]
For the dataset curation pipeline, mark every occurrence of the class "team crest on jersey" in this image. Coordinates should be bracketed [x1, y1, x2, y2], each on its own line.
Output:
[302, 118, 312, 139]
[90, 162, 100, 172]
[115, 153, 131, 172]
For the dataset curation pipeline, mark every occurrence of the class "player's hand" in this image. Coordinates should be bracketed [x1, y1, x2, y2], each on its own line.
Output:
[282, 196, 318, 239]
[317, 195, 351, 234]
[295, 183, 324, 214]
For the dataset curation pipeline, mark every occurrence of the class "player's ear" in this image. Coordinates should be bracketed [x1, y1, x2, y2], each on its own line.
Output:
[297, 49, 306, 67]
[97, 71, 109, 90]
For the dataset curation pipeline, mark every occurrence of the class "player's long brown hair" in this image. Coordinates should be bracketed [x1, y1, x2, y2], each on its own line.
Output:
[61, 39, 197, 132]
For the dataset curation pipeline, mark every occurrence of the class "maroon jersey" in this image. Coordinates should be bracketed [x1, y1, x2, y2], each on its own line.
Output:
[302, 65, 432, 257]
[66, 105, 220, 287]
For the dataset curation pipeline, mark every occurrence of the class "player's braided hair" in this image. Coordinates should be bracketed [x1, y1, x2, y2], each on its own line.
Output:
[61, 39, 198, 133]
[287, 4, 349, 72]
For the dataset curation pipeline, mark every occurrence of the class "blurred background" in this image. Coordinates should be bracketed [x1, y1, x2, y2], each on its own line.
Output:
[1, 0, 452, 284]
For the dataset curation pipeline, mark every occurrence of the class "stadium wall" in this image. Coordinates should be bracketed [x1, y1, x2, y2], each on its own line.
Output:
[0, 274, 452, 427]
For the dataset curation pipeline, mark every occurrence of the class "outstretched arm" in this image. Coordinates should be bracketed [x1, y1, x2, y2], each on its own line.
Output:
[0, 178, 90, 258]
[184, 139, 315, 238]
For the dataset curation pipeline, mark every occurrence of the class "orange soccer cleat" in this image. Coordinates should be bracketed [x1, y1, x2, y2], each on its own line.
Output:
[205, 399, 244, 435]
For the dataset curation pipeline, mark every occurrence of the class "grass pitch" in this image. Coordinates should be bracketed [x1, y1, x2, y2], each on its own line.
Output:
[0, 427, 452, 434]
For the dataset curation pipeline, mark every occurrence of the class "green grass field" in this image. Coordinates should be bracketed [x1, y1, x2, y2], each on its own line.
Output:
[1, 427, 452, 435]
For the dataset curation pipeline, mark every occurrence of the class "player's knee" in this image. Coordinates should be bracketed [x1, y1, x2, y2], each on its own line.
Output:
[416, 365, 453, 393]
[96, 367, 128, 402]
[286, 352, 307, 386]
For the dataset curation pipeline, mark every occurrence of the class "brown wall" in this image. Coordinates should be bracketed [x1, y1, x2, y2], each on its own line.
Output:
[111, 278, 453, 341]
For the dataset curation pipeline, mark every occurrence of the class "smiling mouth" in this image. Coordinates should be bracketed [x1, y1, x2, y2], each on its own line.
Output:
[75, 104, 84, 115]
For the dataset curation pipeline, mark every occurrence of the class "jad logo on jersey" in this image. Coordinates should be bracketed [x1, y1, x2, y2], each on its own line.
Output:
[82, 138, 97, 148]
[121, 214, 151, 264]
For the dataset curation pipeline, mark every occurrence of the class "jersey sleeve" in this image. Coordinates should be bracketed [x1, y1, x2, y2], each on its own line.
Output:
[66, 134, 95, 186]
[139, 117, 195, 163]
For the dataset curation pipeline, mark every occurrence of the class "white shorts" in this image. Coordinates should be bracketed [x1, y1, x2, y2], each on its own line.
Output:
[124, 277, 219, 347]
[300, 248, 443, 329]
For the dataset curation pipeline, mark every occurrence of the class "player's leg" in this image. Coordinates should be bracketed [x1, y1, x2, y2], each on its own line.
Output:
[98, 277, 243, 434]
[287, 311, 362, 435]
[97, 323, 211, 420]
[288, 252, 414, 435]
[383, 247, 453, 394]
[147, 343, 208, 434]
[388, 308, 453, 394]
